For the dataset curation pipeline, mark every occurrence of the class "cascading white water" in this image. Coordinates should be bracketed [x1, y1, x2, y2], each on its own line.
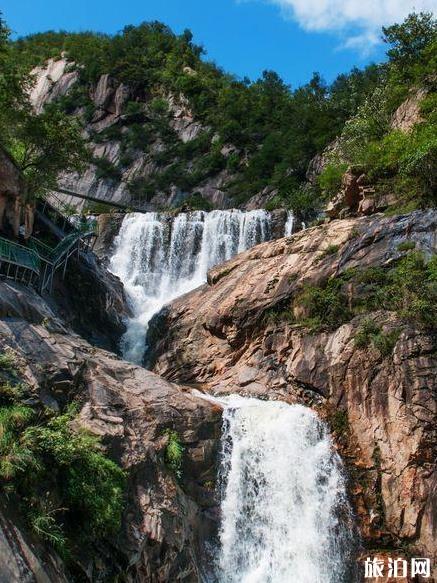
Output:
[215, 396, 355, 583]
[284, 210, 294, 236]
[110, 210, 272, 363]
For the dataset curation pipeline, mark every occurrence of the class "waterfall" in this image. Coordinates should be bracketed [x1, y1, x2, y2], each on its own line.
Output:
[284, 210, 294, 236]
[213, 396, 355, 583]
[110, 210, 273, 363]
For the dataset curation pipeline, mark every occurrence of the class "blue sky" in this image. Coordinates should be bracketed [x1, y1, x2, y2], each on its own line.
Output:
[3, 0, 435, 87]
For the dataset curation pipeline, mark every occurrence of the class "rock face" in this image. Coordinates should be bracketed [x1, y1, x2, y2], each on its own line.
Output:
[150, 210, 437, 573]
[325, 167, 398, 220]
[28, 59, 276, 212]
[0, 281, 222, 582]
[58, 251, 132, 351]
[391, 87, 428, 133]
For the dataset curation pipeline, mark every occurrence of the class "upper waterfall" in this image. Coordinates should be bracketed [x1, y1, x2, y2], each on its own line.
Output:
[213, 396, 356, 583]
[110, 209, 287, 363]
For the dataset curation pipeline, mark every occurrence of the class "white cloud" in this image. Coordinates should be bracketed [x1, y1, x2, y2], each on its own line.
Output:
[256, 0, 437, 51]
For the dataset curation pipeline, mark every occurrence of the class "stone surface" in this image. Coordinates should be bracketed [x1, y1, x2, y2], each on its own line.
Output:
[28, 59, 283, 212]
[391, 87, 428, 133]
[150, 210, 437, 574]
[0, 283, 222, 582]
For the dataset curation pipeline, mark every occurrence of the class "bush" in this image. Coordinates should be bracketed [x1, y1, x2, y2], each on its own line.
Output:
[397, 241, 416, 251]
[318, 163, 347, 198]
[372, 329, 401, 356]
[93, 156, 122, 181]
[183, 192, 213, 211]
[0, 351, 16, 372]
[164, 430, 184, 479]
[295, 278, 351, 331]
[0, 379, 126, 555]
[354, 318, 381, 348]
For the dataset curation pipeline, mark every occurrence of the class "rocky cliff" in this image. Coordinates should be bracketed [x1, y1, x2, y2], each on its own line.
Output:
[29, 58, 252, 212]
[149, 210, 437, 574]
[0, 280, 221, 582]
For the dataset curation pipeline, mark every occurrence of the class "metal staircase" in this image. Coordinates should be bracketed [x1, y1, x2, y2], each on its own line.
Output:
[0, 194, 97, 293]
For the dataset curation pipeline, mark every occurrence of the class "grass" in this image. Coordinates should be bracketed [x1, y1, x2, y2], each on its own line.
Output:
[317, 244, 340, 261]
[397, 241, 416, 252]
[0, 351, 16, 372]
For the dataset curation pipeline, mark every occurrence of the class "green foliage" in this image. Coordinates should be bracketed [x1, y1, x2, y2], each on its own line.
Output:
[380, 251, 437, 326]
[354, 318, 381, 348]
[7, 12, 435, 213]
[93, 156, 122, 181]
[0, 18, 88, 202]
[0, 372, 126, 557]
[183, 192, 213, 211]
[295, 277, 352, 331]
[383, 12, 437, 76]
[289, 252, 436, 332]
[164, 430, 184, 479]
[354, 319, 400, 356]
[10, 21, 384, 213]
[318, 163, 347, 197]
[0, 351, 16, 372]
[371, 329, 401, 357]
[397, 241, 416, 251]
[330, 410, 349, 435]
[336, 13, 437, 211]
[317, 244, 340, 261]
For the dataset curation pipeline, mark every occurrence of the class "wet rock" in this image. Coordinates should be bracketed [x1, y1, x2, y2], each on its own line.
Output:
[150, 210, 437, 571]
[0, 286, 222, 582]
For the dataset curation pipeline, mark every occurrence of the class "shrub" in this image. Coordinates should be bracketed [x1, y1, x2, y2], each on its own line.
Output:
[397, 241, 416, 251]
[330, 410, 349, 435]
[318, 163, 347, 198]
[317, 244, 340, 261]
[0, 351, 16, 372]
[183, 192, 213, 211]
[372, 329, 401, 356]
[0, 380, 126, 555]
[354, 318, 381, 348]
[164, 430, 184, 479]
[93, 156, 122, 181]
[295, 278, 351, 331]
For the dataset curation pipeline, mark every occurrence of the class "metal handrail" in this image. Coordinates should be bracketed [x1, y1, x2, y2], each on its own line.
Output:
[0, 237, 41, 273]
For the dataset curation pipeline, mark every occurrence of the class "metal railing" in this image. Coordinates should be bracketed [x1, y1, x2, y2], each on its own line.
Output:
[0, 237, 41, 273]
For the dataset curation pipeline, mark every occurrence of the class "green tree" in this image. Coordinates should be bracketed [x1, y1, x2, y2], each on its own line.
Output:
[383, 12, 437, 69]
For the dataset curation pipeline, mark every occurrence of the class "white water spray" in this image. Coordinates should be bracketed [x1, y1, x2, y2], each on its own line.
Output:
[284, 210, 294, 236]
[214, 396, 355, 583]
[110, 210, 273, 363]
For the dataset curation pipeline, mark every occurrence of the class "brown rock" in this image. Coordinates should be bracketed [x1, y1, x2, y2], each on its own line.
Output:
[150, 210, 437, 573]
[0, 284, 222, 581]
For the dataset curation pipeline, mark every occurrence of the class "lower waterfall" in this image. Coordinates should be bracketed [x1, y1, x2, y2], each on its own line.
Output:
[211, 396, 355, 583]
[110, 209, 283, 363]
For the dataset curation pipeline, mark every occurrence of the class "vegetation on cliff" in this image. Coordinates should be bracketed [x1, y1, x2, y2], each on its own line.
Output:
[2, 13, 434, 216]
[0, 17, 88, 204]
[319, 13, 437, 214]
[0, 350, 125, 560]
[3, 21, 386, 212]
[267, 248, 437, 339]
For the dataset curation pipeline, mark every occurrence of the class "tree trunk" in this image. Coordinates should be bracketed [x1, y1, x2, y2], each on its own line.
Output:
[24, 202, 35, 240]
[12, 197, 21, 238]
[0, 194, 7, 233]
